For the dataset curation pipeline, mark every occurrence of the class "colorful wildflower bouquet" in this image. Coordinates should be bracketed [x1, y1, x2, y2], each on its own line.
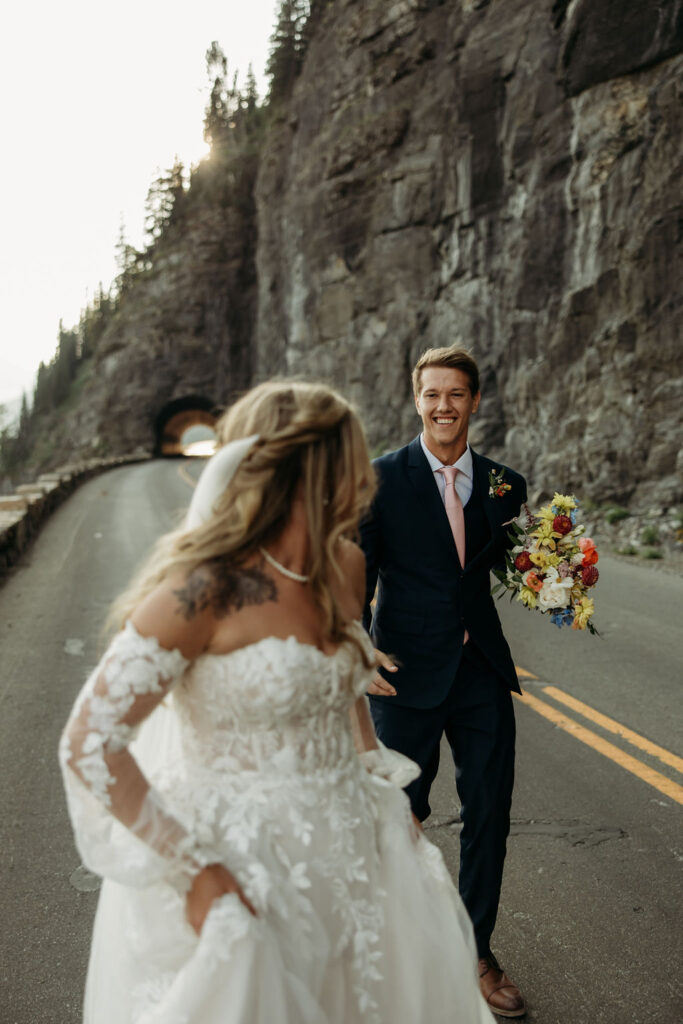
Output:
[493, 493, 599, 633]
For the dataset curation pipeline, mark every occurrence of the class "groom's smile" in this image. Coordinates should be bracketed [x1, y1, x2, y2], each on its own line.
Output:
[415, 366, 480, 463]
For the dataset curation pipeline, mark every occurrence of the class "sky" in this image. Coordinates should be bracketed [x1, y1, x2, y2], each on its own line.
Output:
[0, 0, 278, 408]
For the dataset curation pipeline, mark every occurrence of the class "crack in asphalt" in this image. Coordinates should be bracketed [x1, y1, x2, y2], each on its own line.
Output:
[426, 817, 627, 847]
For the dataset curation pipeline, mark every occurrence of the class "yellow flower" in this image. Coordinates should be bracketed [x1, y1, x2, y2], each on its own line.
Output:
[530, 550, 547, 568]
[572, 597, 595, 630]
[518, 587, 538, 609]
[552, 493, 577, 512]
[532, 521, 558, 550]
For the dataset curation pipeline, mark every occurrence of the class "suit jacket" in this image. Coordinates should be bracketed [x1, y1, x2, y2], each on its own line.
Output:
[360, 437, 527, 709]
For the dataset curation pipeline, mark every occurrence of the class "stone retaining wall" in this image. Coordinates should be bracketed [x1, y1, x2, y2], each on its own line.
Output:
[0, 453, 151, 573]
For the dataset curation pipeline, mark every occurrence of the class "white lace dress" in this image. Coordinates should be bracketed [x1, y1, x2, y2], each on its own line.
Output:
[60, 622, 492, 1024]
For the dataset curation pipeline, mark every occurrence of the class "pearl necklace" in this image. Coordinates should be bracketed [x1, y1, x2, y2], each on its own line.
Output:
[259, 546, 310, 583]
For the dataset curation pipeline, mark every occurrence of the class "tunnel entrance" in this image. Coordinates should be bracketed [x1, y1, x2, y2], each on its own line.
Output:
[155, 396, 219, 457]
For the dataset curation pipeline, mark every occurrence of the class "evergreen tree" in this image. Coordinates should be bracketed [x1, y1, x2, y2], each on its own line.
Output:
[33, 361, 53, 414]
[10, 392, 32, 468]
[53, 321, 78, 405]
[144, 159, 186, 245]
[18, 393, 30, 435]
[79, 284, 109, 361]
[267, 0, 310, 102]
[204, 41, 231, 152]
[244, 64, 264, 137]
[114, 218, 139, 293]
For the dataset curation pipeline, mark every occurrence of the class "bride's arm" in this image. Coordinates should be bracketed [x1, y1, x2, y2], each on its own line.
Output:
[60, 568, 256, 925]
[59, 574, 216, 888]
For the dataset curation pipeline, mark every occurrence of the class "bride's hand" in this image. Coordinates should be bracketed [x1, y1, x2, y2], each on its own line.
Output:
[186, 863, 258, 934]
[367, 648, 398, 697]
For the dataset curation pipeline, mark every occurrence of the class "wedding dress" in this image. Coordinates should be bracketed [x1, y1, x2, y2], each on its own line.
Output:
[60, 620, 492, 1024]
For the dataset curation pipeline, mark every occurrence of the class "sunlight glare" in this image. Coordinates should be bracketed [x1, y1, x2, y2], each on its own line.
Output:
[183, 439, 217, 458]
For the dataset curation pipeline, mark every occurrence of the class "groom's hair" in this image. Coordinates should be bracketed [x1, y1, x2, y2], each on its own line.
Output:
[412, 347, 480, 397]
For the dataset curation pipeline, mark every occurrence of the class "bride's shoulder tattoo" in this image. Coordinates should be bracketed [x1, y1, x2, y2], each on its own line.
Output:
[173, 559, 278, 620]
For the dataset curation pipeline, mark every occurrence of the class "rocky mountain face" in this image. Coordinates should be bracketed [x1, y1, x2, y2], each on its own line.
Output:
[51, 0, 683, 513]
[256, 0, 683, 511]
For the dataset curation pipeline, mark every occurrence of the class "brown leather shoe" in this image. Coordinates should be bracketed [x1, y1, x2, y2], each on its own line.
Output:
[478, 955, 526, 1018]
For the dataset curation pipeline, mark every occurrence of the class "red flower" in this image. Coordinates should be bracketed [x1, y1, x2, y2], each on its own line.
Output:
[514, 551, 534, 572]
[581, 565, 599, 587]
[553, 514, 573, 536]
[579, 537, 599, 565]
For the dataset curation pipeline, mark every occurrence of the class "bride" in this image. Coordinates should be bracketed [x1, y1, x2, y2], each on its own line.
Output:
[59, 380, 493, 1023]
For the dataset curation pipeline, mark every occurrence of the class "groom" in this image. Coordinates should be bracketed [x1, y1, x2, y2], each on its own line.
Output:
[360, 346, 527, 1018]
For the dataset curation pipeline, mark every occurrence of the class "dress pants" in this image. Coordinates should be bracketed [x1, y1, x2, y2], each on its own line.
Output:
[369, 641, 516, 957]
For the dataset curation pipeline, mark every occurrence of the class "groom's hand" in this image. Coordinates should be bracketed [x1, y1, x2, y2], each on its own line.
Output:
[367, 648, 398, 697]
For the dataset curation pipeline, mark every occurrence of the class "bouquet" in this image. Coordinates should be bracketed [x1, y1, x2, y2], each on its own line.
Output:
[493, 493, 599, 633]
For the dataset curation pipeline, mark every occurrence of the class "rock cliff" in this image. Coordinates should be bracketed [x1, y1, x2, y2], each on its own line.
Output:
[255, 0, 683, 510]
[39, 0, 683, 514]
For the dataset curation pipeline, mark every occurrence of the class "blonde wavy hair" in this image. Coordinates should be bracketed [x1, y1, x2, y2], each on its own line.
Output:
[109, 380, 376, 660]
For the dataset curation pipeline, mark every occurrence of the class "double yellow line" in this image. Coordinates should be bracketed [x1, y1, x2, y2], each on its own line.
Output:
[514, 672, 683, 806]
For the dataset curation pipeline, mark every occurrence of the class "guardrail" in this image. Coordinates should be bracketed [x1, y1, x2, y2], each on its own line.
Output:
[0, 453, 151, 573]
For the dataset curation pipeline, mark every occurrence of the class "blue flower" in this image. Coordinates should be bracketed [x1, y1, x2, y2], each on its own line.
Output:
[550, 608, 574, 628]
[570, 508, 578, 525]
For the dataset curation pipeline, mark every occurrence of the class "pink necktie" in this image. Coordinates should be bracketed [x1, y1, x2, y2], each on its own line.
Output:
[438, 466, 468, 642]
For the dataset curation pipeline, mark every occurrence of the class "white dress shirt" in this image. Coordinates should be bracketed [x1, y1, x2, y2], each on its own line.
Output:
[420, 435, 474, 508]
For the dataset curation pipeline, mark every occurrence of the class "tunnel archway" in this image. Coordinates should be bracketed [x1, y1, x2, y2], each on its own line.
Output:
[154, 395, 220, 456]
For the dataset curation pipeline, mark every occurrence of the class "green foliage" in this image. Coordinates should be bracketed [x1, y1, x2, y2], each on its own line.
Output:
[616, 545, 637, 556]
[605, 505, 630, 524]
[642, 547, 663, 560]
[267, 0, 310, 103]
[204, 42, 234, 154]
[640, 525, 660, 546]
[144, 159, 187, 247]
[200, 44, 267, 169]
[1, 282, 114, 478]
[79, 284, 113, 360]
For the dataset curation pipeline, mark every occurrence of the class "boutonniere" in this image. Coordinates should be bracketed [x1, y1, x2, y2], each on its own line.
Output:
[488, 467, 512, 499]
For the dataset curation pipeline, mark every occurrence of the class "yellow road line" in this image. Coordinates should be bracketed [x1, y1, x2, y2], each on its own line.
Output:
[177, 463, 198, 490]
[541, 685, 683, 775]
[515, 666, 538, 679]
[514, 690, 683, 807]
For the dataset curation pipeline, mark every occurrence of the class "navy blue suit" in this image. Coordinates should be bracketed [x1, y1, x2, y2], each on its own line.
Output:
[360, 437, 527, 956]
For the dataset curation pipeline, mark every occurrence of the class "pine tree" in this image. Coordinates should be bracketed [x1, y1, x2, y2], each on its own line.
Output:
[144, 159, 186, 245]
[267, 0, 310, 103]
[114, 218, 139, 293]
[204, 41, 231, 153]
[53, 321, 78, 405]
[33, 361, 52, 414]
[244, 64, 264, 137]
[79, 285, 110, 361]
[18, 393, 29, 434]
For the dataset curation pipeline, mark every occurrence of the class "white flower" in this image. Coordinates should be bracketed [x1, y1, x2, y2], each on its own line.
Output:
[537, 567, 575, 611]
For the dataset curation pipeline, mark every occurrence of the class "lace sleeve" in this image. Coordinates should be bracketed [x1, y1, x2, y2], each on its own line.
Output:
[350, 696, 421, 789]
[59, 621, 214, 891]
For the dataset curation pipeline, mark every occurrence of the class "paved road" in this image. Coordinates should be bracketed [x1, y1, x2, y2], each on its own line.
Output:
[428, 552, 683, 1023]
[0, 460, 201, 1024]
[0, 460, 681, 1023]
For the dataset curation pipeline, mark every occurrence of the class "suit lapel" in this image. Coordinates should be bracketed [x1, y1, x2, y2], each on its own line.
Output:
[464, 449, 498, 573]
[405, 437, 461, 568]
